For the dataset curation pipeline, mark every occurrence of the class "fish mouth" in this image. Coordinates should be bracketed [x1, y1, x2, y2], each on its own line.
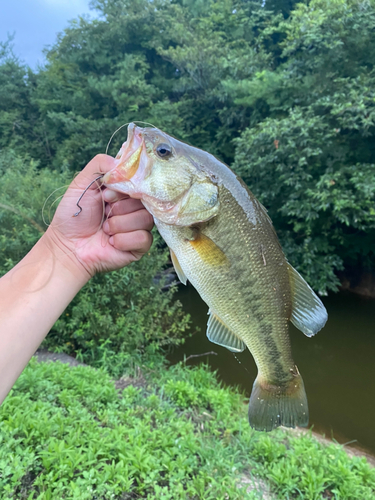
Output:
[103, 123, 145, 185]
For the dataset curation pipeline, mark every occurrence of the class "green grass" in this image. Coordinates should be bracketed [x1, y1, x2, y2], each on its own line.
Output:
[0, 359, 374, 499]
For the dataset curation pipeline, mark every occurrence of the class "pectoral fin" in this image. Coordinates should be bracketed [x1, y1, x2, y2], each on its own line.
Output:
[207, 311, 245, 352]
[170, 248, 187, 285]
[189, 233, 229, 267]
[288, 265, 328, 337]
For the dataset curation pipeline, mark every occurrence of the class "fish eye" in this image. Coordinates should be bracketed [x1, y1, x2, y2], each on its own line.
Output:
[156, 143, 173, 159]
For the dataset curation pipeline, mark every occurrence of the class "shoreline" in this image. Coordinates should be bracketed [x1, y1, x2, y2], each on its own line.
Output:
[286, 427, 375, 467]
[35, 349, 375, 467]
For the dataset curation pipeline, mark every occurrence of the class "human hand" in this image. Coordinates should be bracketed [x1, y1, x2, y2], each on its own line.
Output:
[44, 154, 153, 279]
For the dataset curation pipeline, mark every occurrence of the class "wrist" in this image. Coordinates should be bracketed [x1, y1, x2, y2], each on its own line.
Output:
[41, 229, 92, 287]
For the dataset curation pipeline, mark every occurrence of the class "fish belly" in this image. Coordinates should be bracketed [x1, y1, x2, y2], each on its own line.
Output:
[155, 186, 309, 431]
[155, 197, 294, 384]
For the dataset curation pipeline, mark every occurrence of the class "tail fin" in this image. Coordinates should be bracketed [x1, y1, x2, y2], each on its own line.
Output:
[248, 370, 309, 432]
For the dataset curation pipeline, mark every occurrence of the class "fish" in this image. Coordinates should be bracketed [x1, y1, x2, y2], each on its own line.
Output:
[102, 123, 328, 431]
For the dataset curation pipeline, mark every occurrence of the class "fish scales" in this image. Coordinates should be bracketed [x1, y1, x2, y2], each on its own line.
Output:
[157, 183, 295, 386]
[103, 123, 328, 431]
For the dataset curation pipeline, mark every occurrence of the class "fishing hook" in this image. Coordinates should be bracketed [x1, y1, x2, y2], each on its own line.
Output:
[73, 174, 104, 217]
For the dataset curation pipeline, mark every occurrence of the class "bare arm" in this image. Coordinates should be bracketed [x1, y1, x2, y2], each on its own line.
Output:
[0, 154, 153, 404]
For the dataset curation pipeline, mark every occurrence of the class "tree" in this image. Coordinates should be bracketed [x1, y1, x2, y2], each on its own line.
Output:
[234, 0, 375, 292]
[0, 0, 374, 293]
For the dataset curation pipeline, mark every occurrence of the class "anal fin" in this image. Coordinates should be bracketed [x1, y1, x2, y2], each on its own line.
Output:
[207, 311, 245, 353]
[170, 248, 187, 285]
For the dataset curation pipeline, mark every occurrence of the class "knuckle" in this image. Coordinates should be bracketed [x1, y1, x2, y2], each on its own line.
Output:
[145, 211, 154, 227]
[138, 230, 152, 249]
[113, 198, 131, 215]
[141, 209, 154, 228]
[108, 217, 119, 234]
[94, 153, 108, 162]
[110, 202, 121, 216]
[111, 234, 119, 247]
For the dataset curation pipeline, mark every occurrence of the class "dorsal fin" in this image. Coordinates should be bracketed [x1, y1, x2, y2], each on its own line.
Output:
[288, 265, 328, 337]
[170, 248, 187, 285]
[207, 311, 246, 352]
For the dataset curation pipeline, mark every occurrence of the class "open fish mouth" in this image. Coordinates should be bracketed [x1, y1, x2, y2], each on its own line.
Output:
[103, 124, 145, 184]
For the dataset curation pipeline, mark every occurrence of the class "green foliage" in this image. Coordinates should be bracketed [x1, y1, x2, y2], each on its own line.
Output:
[1, 0, 374, 291]
[0, 151, 190, 375]
[1, 359, 374, 499]
[233, 0, 375, 292]
[0, 38, 47, 162]
[234, 105, 375, 293]
[46, 238, 191, 377]
[0, 150, 70, 272]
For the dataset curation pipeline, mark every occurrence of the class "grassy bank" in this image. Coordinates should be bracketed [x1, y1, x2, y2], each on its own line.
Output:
[0, 359, 374, 499]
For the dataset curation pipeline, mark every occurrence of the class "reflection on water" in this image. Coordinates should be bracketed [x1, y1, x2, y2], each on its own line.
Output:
[169, 285, 375, 454]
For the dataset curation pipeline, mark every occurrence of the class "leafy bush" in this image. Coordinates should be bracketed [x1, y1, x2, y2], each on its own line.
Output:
[1, 0, 375, 292]
[0, 150, 69, 272]
[45, 242, 190, 377]
[234, 105, 375, 293]
[0, 151, 190, 375]
[1, 359, 374, 499]
[233, 0, 375, 293]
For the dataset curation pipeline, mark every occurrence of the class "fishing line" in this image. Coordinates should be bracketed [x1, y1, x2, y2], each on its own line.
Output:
[38, 118, 155, 269]
[48, 194, 65, 223]
[41, 175, 107, 263]
[105, 122, 131, 155]
[42, 184, 71, 228]
[100, 194, 130, 248]
[105, 120, 158, 156]
[231, 352, 251, 375]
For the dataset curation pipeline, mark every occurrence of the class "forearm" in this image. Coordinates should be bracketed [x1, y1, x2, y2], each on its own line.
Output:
[0, 154, 153, 404]
[0, 233, 89, 404]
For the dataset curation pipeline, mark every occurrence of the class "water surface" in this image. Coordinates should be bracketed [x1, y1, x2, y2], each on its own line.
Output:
[170, 286, 375, 454]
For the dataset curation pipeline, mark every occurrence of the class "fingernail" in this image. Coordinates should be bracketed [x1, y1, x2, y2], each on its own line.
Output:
[103, 190, 117, 202]
[103, 221, 109, 233]
[109, 236, 114, 246]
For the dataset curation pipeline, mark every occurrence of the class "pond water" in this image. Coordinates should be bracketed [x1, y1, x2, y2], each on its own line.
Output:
[170, 286, 375, 454]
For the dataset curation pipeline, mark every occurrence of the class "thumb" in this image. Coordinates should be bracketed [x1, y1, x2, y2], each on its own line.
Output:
[71, 154, 117, 191]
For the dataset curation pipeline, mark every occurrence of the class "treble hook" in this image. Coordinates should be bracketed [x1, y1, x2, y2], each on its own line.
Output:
[73, 174, 104, 217]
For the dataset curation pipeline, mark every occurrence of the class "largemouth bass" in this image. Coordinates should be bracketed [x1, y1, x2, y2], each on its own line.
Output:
[103, 123, 328, 431]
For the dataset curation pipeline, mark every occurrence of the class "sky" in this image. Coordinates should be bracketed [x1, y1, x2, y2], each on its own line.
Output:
[0, 0, 96, 68]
